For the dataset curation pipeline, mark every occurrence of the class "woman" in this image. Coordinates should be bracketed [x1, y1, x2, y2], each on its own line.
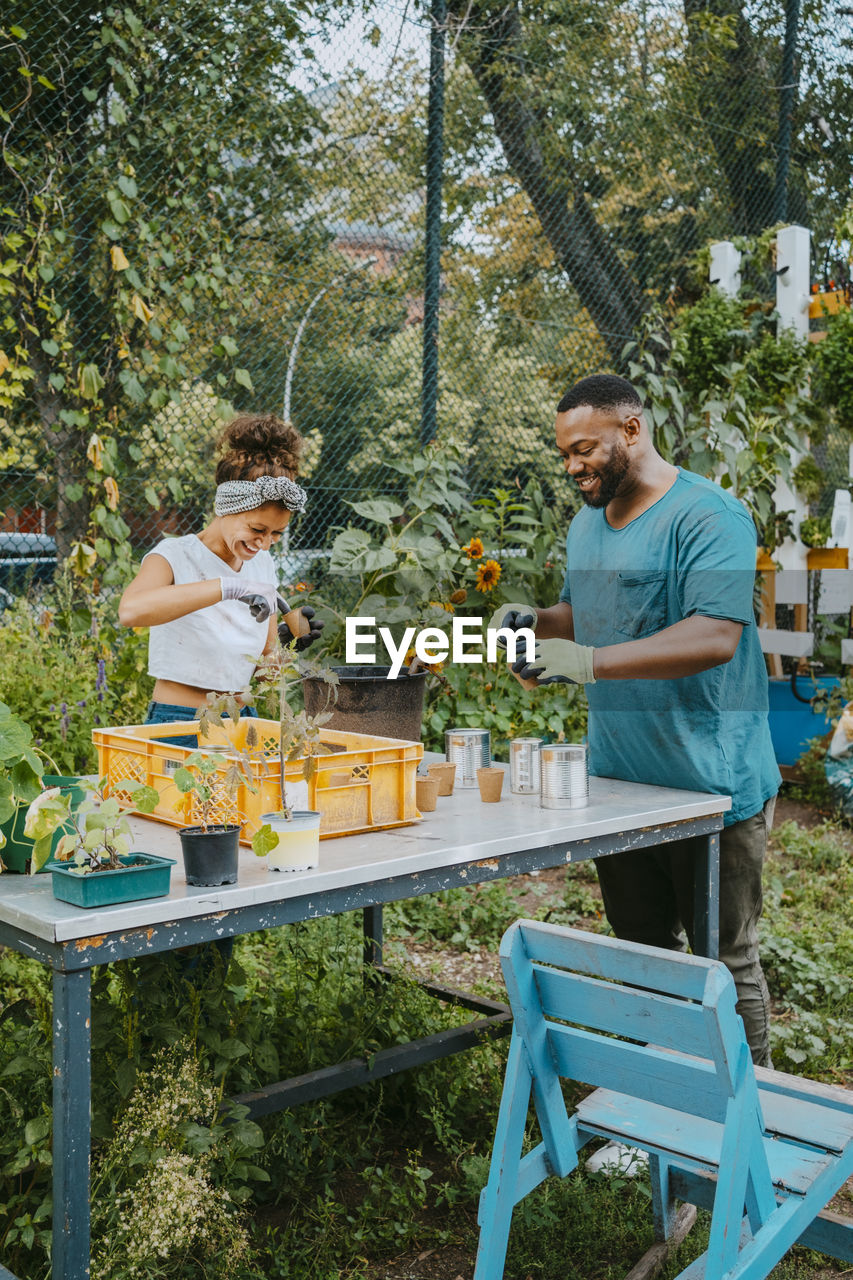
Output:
[119, 413, 321, 744]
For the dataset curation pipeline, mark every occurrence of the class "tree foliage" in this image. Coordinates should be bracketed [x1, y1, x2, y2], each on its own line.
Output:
[0, 1, 335, 563]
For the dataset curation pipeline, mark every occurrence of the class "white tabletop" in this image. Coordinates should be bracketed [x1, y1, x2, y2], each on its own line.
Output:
[0, 767, 730, 945]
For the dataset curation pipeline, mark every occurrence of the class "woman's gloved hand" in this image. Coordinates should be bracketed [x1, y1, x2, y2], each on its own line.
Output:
[278, 605, 325, 651]
[219, 578, 278, 622]
[512, 637, 596, 686]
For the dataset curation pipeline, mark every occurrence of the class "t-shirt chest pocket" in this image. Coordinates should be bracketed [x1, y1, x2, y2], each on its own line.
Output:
[614, 570, 669, 639]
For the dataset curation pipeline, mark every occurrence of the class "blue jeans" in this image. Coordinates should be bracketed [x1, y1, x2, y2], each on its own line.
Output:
[145, 700, 258, 749]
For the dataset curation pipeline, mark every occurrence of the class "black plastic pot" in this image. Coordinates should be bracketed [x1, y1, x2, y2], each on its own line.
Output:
[178, 824, 240, 886]
[302, 665, 428, 742]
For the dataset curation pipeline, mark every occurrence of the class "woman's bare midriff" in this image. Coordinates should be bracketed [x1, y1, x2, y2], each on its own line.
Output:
[151, 679, 247, 709]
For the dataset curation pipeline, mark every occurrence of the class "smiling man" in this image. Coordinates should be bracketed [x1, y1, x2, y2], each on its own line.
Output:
[493, 373, 780, 1075]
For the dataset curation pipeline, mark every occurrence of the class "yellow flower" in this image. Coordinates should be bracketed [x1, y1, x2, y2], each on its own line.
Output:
[404, 645, 444, 675]
[475, 559, 502, 592]
[464, 537, 484, 560]
[429, 600, 455, 613]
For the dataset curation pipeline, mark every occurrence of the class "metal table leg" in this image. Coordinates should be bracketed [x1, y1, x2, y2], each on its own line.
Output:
[363, 904, 383, 977]
[52, 967, 92, 1280]
[693, 831, 720, 960]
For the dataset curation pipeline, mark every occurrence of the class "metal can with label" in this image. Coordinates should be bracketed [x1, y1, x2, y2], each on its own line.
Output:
[444, 728, 491, 788]
[540, 743, 588, 809]
[509, 737, 542, 794]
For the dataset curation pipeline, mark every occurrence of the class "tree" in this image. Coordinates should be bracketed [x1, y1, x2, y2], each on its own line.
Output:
[443, 0, 849, 356]
[0, 1, 331, 563]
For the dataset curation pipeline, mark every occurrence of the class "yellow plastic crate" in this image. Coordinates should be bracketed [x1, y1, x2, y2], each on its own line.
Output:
[93, 719, 423, 845]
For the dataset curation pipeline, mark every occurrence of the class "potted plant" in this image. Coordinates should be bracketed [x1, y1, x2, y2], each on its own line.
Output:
[799, 515, 832, 549]
[0, 701, 87, 875]
[202, 647, 337, 873]
[23, 777, 174, 908]
[172, 749, 255, 887]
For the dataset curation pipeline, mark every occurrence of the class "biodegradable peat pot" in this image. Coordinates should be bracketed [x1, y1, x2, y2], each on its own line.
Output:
[50, 853, 176, 908]
[427, 762, 456, 796]
[0, 775, 88, 874]
[476, 766, 504, 803]
[302, 666, 427, 741]
[262, 810, 320, 872]
[178, 824, 240, 886]
[415, 776, 440, 812]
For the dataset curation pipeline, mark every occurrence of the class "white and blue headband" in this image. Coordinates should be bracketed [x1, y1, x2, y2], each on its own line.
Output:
[214, 475, 307, 517]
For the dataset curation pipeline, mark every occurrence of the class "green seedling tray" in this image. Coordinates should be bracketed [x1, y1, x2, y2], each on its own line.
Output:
[50, 852, 176, 908]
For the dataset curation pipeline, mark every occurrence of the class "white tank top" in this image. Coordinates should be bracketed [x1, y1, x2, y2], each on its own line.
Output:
[143, 534, 277, 692]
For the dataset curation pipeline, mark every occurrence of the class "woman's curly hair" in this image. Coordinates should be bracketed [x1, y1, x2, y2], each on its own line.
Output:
[215, 414, 302, 484]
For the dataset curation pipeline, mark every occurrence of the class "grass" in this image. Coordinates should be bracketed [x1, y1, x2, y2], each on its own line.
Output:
[0, 819, 851, 1279]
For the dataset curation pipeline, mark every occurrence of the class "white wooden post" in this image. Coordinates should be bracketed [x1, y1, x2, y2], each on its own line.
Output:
[707, 243, 741, 489]
[773, 224, 811, 572]
[709, 241, 741, 297]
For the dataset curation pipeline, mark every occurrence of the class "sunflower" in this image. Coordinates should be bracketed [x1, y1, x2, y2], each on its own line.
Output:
[475, 559, 502, 592]
[404, 646, 444, 674]
[464, 536, 484, 560]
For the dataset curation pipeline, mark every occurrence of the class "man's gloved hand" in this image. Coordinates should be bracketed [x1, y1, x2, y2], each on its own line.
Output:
[278, 605, 325, 652]
[488, 601, 539, 646]
[512, 638, 596, 686]
[219, 578, 278, 622]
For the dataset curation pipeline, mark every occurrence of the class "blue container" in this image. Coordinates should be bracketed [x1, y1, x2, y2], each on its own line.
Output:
[767, 675, 840, 767]
[50, 852, 175, 908]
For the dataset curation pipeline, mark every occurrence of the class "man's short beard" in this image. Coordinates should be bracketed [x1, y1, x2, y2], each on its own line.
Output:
[578, 441, 631, 508]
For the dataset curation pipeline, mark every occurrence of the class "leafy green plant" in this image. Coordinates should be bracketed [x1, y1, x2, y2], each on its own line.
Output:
[814, 305, 853, 434]
[0, 572, 150, 775]
[199, 645, 337, 854]
[627, 252, 826, 551]
[172, 748, 255, 832]
[90, 1043, 257, 1280]
[762, 820, 853, 1075]
[791, 454, 827, 505]
[0, 701, 53, 871]
[423, 659, 587, 757]
[307, 441, 578, 743]
[23, 776, 158, 872]
[798, 515, 832, 548]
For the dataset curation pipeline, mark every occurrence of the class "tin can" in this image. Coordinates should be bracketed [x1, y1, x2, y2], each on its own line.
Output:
[540, 743, 588, 809]
[509, 737, 542, 794]
[444, 728, 491, 788]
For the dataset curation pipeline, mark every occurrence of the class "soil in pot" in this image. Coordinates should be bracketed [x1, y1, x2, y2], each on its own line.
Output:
[302, 665, 427, 741]
[178, 824, 240, 886]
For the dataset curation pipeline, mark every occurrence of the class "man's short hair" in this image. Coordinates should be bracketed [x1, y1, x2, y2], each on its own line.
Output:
[556, 374, 643, 417]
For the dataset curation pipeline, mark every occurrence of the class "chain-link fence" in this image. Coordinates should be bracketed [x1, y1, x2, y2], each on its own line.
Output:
[1, 0, 851, 585]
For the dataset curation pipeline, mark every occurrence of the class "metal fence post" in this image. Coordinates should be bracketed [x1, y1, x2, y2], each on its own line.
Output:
[421, 0, 446, 448]
[774, 0, 801, 224]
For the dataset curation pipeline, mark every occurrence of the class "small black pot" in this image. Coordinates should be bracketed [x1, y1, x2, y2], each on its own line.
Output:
[178, 824, 240, 886]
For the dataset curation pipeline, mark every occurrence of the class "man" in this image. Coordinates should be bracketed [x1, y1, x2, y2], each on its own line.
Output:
[492, 374, 780, 1077]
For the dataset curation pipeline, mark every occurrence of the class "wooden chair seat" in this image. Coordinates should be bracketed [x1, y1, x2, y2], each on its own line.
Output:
[474, 920, 853, 1280]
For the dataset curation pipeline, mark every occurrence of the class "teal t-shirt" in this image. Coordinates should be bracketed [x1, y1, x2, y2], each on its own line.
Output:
[559, 469, 780, 825]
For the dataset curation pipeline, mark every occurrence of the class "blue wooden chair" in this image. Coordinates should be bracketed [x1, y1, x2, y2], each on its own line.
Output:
[475, 919, 853, 1280]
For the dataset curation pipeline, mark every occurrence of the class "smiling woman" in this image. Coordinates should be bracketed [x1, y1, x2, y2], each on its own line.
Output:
[118, 414, 318, 743]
